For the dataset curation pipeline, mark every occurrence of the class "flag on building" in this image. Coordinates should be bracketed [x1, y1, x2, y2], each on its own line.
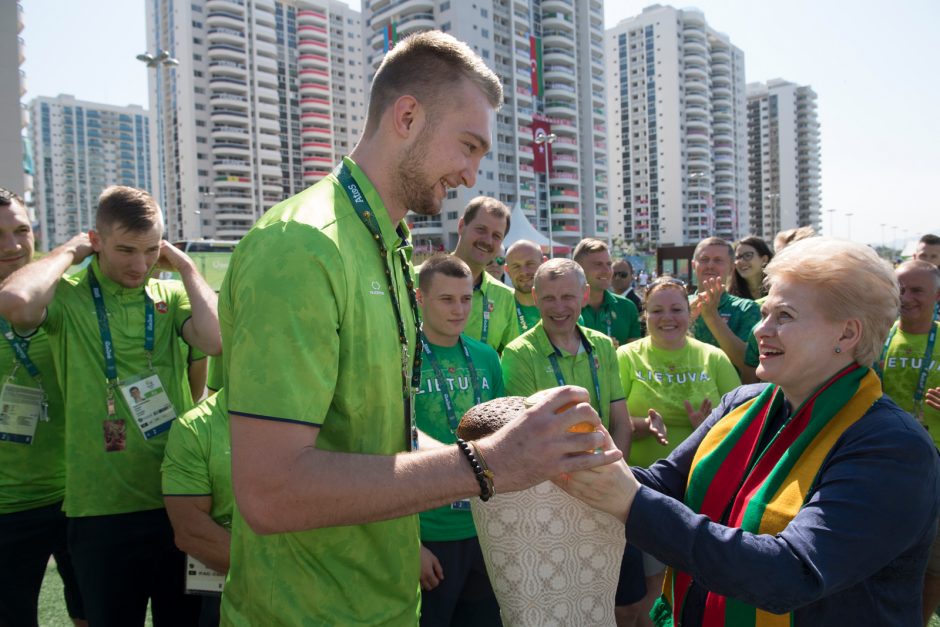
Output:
[532, 115, 552, 173]
[529, 34, 543, 97]
[383, 22, 398, 53]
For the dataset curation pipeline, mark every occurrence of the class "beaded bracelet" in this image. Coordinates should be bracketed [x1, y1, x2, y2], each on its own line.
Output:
[456, 438, 495, 501]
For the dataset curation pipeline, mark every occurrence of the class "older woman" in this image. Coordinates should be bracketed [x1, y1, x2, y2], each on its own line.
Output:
[728, 236, 773, 301]
[565, 238, 940, 626]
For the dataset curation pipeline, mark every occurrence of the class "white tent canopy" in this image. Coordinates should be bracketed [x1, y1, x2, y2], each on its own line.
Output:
[503, 203, 571, 255]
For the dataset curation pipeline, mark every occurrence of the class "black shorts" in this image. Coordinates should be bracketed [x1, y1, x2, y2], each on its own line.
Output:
[421, 537, 502, 627]
[615, 542, 648, 606]
[0, 501, 84, 626]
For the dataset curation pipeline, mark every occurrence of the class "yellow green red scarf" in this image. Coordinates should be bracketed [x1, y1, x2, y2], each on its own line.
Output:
[659, 365, 882, 627]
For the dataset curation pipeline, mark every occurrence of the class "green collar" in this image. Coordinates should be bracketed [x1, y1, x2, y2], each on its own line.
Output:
[88, 255, 150, 298]
[531, 322, 594, 358]
[341, 156, 407, 250]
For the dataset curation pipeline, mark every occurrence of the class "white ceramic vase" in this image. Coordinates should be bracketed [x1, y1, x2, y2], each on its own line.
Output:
[471, 479, 626, 627]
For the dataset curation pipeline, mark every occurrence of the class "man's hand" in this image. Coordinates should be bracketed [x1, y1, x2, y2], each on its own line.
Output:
[155, 240, 196, 273]
[477, 386, 623, 495]
[65, 233, 94, 265]
[420, 545, 444, 591]
[684, 398, 713, 428]
[926, 387, 940, 413]
[646, 409, 668, 446]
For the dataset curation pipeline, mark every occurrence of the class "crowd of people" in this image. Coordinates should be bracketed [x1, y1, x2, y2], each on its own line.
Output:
[0, 29, 938, 627]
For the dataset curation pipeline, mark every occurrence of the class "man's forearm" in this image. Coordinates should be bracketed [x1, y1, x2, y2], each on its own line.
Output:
[178, 263, 222, 356]
[233, 442, 481, 535]
[176, 518, 232, 573]
[0, 243, 77, 328]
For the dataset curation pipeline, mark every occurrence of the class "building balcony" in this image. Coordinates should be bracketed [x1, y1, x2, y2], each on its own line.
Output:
[212, 125, 249, 142]
[206, 11, 244, 30]
[299, 39, 328, 53]
[207, 28, 245, 47]
[208, 60, 247, 79]
[210, 109, 249, 126]
[301, 125, 332, 139]
[542, 13, 574, 32]
[369, 0, 434, 27]
[297, 9, 327, 25]
[300, 97, 331, 112]
[299, 53, 329, 69]
[208, 43, 245, 62]
[213, 158, 251, 174]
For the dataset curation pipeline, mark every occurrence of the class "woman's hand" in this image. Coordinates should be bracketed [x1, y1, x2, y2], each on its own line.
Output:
[556, 423, 640, 524]
[925, 387, 940, 413]
[646, 409, 668, 446]
[685, 398, 713, 428]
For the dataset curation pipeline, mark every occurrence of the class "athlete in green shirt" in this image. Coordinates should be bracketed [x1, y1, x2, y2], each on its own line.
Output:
[0, 189, 84, 626]
[689, 237, 760, 381]
[0, 185, 221, 626]
[895, 261, 940, 622]
[504, 239, 544, 334]
[501, 258, 633, 453]
[414, 255, 504, 625]
[453, 197, 518, 353]
[574, 238, 641, 347]
[218, 32, 619, 627]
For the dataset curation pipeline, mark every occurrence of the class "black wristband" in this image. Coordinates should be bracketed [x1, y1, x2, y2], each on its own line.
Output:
[456, 438, 494, 502]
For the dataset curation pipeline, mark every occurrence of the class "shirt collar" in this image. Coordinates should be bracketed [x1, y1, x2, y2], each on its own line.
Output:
[89, 256, 149, 298]
[533, 322, 594, 357]
[342, 156, 408, 250]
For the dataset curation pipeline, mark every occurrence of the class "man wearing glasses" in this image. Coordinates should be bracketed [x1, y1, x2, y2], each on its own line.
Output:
[612, 259, 643, 314]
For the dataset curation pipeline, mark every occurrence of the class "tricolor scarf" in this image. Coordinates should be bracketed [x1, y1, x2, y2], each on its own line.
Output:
[658, 364, 882, 627]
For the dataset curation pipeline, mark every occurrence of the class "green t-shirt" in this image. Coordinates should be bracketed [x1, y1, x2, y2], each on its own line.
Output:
[690, 292, 761, 348]
[206, 354, 223, 393]
[618, 337, 741, 467]
[501, 322, 621, 429]
[162, 388, 232, 527]
[744, 323, 760, 368]
[416, 334, 504, 542]
[466, 271, 518, 353]
[580, 290, 642, 346]
[513, 292, 541, 335]
[42, 257, 195, 517]
[881, 324, 940, 448]
[0, 324, 66, 514]
[219, 157, 420, 626]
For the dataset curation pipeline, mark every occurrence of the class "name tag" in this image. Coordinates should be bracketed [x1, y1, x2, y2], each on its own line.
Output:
[451, 499, 471, 511]
[185, 555, 225, 596]
[120, 373, 176, 439]
[0, 382, 44, 444]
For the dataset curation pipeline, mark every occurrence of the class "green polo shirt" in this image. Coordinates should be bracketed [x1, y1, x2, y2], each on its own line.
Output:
[513, 292, 541, 335]
[417, 334, 503, 542]
[219, 157, 420, 627]
[617, 337, 740, 467]
[881, 323, 940, 448]
[162, 388, 232, 527]
[580, 290, 642, 346]
[42, 256, 195, 517]
[690, 292, 761, 349]
[0, 324, 67, 514]
[466, 271, 518, 353]
[501, 322, 621, 428]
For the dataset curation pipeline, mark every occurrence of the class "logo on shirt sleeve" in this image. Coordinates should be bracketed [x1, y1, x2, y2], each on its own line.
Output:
[155, 301, 169, 314]
[369, 280, 385, 296]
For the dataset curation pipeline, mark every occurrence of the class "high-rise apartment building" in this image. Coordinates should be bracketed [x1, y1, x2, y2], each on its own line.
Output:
[606, 4, 748, 248]
[29, 95, 154, 250]
[0, 1, 26, 196]
[362, 0, 609, 251]
[146, 0, 365, 241]
[746, 79, 821, 239]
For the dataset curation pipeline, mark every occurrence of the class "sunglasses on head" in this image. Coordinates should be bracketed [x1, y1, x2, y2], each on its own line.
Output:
[649, 277, 687, 288]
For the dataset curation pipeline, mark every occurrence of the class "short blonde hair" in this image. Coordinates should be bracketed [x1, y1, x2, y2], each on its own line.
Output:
[534, 258, 586, 293]
[764, 238, 899, 367]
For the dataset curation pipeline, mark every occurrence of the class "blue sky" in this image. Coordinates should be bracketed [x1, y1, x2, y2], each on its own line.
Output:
[21, 0, 939, 248]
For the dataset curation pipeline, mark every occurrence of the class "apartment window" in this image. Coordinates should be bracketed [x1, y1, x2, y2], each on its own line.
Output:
[193, 37, 202, 45]
[192, 20, 202, 28]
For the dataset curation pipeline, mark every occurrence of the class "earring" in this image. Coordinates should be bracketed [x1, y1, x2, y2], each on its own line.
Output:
[834, 346, 842, 354]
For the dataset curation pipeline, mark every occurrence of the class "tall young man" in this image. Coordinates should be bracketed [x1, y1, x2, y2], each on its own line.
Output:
[504, 239, 544, 334]
[574, 238, 641, 347]
[415, 254, 504, 626]
[452, 196, 517, 353]
[0, 189, 85, 626]
[914, 234, 940, 268]
[0, 186, 221, 626]
[218, 31, 618, 626]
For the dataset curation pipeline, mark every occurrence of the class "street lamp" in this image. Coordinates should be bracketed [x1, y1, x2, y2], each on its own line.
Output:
[765, 192, 780, 240]
[534, 130, 557, 258]
[136, 50, 179, 68]
[827, 208, 836, 237]
[845, 212, 854, 242]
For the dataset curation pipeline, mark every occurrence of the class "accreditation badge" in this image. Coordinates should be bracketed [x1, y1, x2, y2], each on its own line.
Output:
[119, 373, 176, 439]
[0, 382, 44, 444]
[185, 554, 225, 596]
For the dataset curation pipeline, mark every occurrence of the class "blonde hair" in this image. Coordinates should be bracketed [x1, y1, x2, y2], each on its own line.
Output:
[764, 238, 899, 367]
